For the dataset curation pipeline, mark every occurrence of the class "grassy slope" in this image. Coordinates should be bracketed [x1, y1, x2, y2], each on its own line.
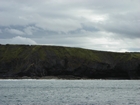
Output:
[0, 44, 140, 79]
[0, 44, 140, 64]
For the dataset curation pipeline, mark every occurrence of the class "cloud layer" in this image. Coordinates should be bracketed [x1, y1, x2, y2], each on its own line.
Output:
[0, 0, 140, 52]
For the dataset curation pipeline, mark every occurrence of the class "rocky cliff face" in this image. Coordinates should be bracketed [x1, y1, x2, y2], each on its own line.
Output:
[0, 44, 140, 79]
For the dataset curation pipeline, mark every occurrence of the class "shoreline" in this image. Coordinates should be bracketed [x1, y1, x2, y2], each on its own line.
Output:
[0, 75, 137, 80]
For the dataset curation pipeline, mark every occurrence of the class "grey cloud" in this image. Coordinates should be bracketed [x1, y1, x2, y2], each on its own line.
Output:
[23, 26, 39, 35]
[98, 12, 140, 38]
[5, 28, 25, 35]
[0, 0, 140, 52]
[128, 48, 140, 52]
[81, 23, 100, 32]
[0, 36, 37, 45]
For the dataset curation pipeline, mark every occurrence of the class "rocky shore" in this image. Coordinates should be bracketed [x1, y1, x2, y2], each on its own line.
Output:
[0, 44, 140, 79]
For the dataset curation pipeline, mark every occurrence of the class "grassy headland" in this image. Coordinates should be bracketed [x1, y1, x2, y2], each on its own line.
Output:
[0, 44, 140, 79]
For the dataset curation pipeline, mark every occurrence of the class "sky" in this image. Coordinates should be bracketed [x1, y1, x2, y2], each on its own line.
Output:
[0, 0, 140, 52]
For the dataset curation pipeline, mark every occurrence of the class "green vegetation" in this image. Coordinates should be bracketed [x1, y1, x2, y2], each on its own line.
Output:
[0, 44, 140, 79]
[0, 44, 140, 63]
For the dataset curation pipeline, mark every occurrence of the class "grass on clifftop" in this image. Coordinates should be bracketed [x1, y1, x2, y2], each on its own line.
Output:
[0, 44, 140, 63]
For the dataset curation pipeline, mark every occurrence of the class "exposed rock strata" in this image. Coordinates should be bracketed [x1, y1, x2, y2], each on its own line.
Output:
[0, 44, 140, 79]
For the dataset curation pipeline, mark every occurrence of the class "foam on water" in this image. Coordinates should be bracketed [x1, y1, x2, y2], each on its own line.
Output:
[0, 80, 140, 105]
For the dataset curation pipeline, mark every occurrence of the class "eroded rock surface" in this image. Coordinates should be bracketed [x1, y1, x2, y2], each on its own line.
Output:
[0, 44, 140, 79]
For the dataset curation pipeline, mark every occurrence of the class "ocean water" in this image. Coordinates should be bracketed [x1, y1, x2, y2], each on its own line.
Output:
[0, 80, 140, 105]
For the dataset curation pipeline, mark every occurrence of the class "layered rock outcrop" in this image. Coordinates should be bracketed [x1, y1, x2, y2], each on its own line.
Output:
[0, 44, 140, 79]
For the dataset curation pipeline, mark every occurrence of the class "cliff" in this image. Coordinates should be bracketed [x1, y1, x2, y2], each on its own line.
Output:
[0, 44, 140, 79]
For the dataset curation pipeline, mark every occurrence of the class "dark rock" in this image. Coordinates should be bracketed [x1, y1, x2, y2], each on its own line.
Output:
[0, 44, 140, 79]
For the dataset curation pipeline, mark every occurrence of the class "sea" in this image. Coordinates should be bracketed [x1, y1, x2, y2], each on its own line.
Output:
[0, 79, 140, 105]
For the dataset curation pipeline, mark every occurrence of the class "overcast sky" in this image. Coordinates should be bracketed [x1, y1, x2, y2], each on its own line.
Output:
[0, 0, 140, 52]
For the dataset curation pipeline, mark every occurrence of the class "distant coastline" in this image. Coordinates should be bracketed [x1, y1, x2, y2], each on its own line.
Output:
[0, 44, 140, 79]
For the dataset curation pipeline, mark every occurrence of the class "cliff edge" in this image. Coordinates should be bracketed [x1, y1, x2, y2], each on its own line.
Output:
[0, 44, 140, 79]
